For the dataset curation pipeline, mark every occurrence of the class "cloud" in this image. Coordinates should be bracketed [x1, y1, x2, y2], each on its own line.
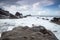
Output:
[17, 5, 30, 11]
[3, 5, 31, 15]
[40, 0, 54, 6]
[16, 0, 54, 6]
[0, 0, 22, 7]
[3, 5, 17, 15]
[0, 0, 54, 8]
[55, 11, 60, 14]
[32, 9, 51, 15]
[2, 3, 54, 15]
[58, 5, 60, 8]
[0, 3, 4, 6]
[3, 4, 60, 16]
[32, 2, 40, 9]
[1, 0, 59, 16]
[0, 0, 21, 4]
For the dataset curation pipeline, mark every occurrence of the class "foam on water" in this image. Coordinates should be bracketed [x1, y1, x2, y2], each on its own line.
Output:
[0, 17, 60, 40]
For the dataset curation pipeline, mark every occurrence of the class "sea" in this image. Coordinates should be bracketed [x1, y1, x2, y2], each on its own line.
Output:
[0, 16, 60, 40]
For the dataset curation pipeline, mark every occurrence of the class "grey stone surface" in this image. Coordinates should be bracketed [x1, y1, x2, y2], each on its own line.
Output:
[1, 26, 58, 40]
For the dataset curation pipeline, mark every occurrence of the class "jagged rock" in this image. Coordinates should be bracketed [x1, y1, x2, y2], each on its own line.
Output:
[25, 14, 31, 17]
[1, 26, 58, 40]
[23, 14, 31, 18]
[9, 14, 18, 19]
[23, 16, 27, 18]
[0, 8, 18, 19]
[15, 12, 23, 18]
[46, 19, 49, 20]
[0, 14, 9, 19]
[53, 31, 57, 32]
[42, 18, 45, 20]
[51, 17, 60, 25]
[0, 8, 2, 10]
[51, 17, 60, 22]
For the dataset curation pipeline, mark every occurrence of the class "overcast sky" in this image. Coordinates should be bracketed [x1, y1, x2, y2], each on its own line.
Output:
[0, 0, 60, 16]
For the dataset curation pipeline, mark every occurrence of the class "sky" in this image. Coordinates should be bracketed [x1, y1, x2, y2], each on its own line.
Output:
[0, 0, 60, 16]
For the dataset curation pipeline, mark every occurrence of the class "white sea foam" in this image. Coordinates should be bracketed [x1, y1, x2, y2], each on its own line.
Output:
[0, 17, 60, 40]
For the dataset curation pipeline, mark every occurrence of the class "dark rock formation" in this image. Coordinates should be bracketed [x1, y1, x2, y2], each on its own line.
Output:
[42, 18, 45, 20]
[53, 31, 57, 32]
[0, 8, 18, 19]
[26, 14, 31, 17]
[15, 12, 23, 18]
[46, 19, 49, 20]
[51, 17, 60, 25]
[1, 26, 58, 40]
[9, 14, 18, 19]
[23, 14, 32, 18]
[37, 17, 39, 19]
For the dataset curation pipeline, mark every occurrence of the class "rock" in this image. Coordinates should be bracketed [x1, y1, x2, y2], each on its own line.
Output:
[9, 14, 18, 19]
[53, 31, 57, 32]
[0, 8, 18, 19]
[30, 25, 47, 33]
[51, 17, 60, 25]
[0, 8, 2, 10]
[15, 12, 23, 18]
[0, 14, 9, 19]
[23, 14, 31, 18]
[51, 17, 60, 22]
[23, 16, 27, 18]
[25, 14, 31, 17]
[42, 18, 45, 20]
[46, 19, 49, 20]
[21, 26, 29, 30]
[37, 17, 39, 19]
[1, 26, 58, 40]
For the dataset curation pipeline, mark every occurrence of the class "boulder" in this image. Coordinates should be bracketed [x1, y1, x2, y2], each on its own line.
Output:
[1, 26, 58, 40]
[15, 12, 23, 18]
[42, 18, 45, 20]
[46, 19, 49, 20]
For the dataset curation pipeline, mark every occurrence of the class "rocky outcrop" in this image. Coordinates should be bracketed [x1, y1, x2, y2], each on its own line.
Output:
[0, 8, 32, 19]
[9, 14, 18, 19]
[15, 12, 23, 18]
[23, 14, 32, 18]
[51, 17, 60, 25]
[1, 26, 58, 40]
[0, 8, 18, 19]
